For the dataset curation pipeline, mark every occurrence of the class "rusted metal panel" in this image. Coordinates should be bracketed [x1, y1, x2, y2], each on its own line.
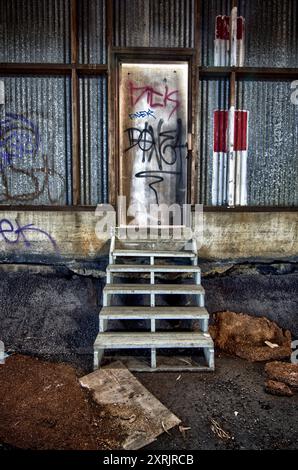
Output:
[79, 76, 108, 204]
[78, 0, 107, 64]
[119, 62, 189, 225]
[0, 76, 72, 205]
[113, 0, 195, 48]
[0, 0, 70, 63]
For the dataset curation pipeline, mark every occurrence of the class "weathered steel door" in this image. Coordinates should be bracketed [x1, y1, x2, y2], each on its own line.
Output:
[119, 62, 189, 225]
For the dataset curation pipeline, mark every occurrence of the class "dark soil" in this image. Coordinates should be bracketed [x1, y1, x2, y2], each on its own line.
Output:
[0, 353, 297, 450]
[137, 354, 298, 450]
[0, 355, 125, 450]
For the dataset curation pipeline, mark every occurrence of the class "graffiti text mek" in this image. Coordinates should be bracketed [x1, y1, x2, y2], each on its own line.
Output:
[128, 81, 180, 120]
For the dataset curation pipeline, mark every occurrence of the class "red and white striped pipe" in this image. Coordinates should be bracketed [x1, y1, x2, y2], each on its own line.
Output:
[212, 110, 249, 206]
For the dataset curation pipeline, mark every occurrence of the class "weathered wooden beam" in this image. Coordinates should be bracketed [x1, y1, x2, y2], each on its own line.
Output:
[71, 0, 80, 205]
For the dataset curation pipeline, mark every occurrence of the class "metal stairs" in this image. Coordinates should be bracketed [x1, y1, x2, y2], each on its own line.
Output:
[93, 234, 215, 372]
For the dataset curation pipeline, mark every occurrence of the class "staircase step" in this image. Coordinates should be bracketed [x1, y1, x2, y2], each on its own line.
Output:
[107, 264, 201, 273]
[103, 283, 204, 295]
[100, 306, 209, 320]
[94, 331, 213, 349]
[113, 249, 196, 258]
[102, 355, 214, 372]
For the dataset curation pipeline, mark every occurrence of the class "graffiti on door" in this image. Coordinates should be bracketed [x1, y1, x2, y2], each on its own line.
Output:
[120, 63, 188, 223]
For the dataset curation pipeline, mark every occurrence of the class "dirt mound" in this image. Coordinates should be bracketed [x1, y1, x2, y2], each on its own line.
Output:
[0, 355, 125, 450]
[265, 361, 298, 388]
[210, 311, 291, 362]
[264, 379, 293, 397]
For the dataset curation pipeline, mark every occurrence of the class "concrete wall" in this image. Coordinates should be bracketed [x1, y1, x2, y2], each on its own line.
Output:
[0, 210, 297, 264]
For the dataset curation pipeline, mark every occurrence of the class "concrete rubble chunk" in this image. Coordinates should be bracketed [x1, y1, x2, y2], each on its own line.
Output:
[209, 311, 292, 361]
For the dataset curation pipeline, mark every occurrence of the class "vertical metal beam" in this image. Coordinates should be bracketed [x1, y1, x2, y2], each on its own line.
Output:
[107, 0, 117, 207]
[191, 0, 201, 205]
[71, 0, 80, 205]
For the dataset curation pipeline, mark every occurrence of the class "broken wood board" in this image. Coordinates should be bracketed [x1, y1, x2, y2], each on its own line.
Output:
[79, 361, 181, 450]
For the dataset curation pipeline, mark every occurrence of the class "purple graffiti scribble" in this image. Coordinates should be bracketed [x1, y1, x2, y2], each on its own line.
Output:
[0, 113, 40, 170]
[0, 218, 58, 252]
[0, 113, 65, 203]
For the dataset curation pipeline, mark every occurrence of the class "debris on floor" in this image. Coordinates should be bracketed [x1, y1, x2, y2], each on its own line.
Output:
[0, 355, 126, 450]
[210, 418, 232, 440]
[210, 311, 291, 361]
[264, 361, 298, 396]
[79, 361, 181, 450]
[264, 379, 293, 397]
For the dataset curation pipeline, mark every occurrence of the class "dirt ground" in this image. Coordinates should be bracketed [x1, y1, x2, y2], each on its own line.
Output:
[0, 353, 297, 450]
[0, 355, 126, 450]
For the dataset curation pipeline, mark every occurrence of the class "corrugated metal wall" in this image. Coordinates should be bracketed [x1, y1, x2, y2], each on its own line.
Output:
[238, 0, 298, 67]
[0, 0, 70, 63]
[78, 0, 107, 64]
[79, 76, 108, 205]
[113, 0, 195, 48]
[201, 0, 298, 67]
[0, 0, 297, 207]
[0, 76, 72, 205]
[199, 78, 230, 205]
[237, 79, 298, 206]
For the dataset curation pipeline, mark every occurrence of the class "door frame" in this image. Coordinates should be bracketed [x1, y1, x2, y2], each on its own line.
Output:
[108, 49, 198, 209]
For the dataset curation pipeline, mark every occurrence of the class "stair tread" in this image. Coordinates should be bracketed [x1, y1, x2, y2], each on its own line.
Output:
[100, 306, 208, 319]
[94, 331, 213, 348]
[107, 264, 200, 272]
[113, 249, 196, 258]
[103, 283, 204, 293]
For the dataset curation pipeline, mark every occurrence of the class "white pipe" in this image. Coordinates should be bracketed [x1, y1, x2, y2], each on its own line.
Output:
[240, 150, 248, 205]
[212, 152, 219, 205]
[230, 7, 237, 66]
[238, 18, 245, 66]
[227, 105, 235, 206]
[235, 150, 241, 205]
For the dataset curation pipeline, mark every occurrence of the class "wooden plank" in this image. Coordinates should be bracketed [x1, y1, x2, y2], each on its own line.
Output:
[103, 283, 204, 294]
[191, 0, 201, 205]
[94, 331, 213, 349]
[71, 0, 78, 64]
[107, 0, 117, 206]
[80, 361, 181, 450]
[76, 64, 108, 75]
[107, 264, 201, 272]
[71, 0, 80, 205]
[100, 306, 209, 319]
[0, 63, 72, 75]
